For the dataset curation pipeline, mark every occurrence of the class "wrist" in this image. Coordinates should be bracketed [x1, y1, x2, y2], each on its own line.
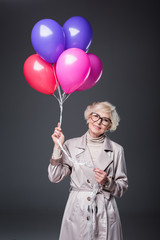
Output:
[54, 144, 61, 150]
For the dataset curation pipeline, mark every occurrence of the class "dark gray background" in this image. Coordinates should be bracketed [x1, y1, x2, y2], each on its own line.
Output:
[0, 0, 159, 239]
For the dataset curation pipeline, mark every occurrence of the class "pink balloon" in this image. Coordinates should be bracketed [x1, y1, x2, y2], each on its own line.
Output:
[76, 53, 103, 91]
[56, 48, 91, 94]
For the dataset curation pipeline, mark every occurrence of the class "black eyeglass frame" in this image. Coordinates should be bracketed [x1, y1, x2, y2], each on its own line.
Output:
[90, 112, 112, 126]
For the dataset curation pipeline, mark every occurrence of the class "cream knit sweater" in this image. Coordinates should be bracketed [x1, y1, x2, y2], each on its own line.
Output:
[86, 131, 105, 166]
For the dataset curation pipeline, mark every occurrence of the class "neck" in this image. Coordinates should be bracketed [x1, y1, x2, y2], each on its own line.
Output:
[88, 129, 104, 138]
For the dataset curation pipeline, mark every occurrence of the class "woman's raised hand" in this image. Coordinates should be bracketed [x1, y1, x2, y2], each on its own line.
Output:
[51, 122, 65, 148]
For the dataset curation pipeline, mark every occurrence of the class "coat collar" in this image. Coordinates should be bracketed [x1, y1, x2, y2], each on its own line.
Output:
[75, 131, 113, 152]
[75, 132, 113, 171]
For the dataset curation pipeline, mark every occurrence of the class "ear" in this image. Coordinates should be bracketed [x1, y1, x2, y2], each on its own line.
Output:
[107, 123, 112, 131]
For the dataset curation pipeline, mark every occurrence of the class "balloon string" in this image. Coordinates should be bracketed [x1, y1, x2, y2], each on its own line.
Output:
[53, 86, 63, 127]
[63, 93, 71, 103]
[53, 86, 71, 127]
[59, 101, 63, 127]
[53, 93, 60, 103]
[57, 86, 62, 103]
[52, 63, 71, 125]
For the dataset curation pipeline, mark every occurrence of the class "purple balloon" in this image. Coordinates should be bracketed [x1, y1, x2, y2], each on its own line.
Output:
[31, 19, 65, 63]
[63, 16, 93, 52]
[76, 53, 103, 91]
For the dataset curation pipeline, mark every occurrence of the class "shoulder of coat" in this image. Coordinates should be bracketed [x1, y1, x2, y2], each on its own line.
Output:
[106, 136, 124, 152]
[64, 136, 82, 146]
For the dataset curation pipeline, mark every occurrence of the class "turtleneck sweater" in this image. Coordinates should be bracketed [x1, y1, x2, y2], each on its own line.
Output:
[86, 131, 105, 167]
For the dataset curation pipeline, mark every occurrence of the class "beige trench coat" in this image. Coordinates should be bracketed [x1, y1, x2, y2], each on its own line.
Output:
[48, 132, 128, 240]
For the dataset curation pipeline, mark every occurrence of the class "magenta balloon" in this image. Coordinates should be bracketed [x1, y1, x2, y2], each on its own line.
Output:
[56, 48, 91, 94]
[76, 53, 103, 91]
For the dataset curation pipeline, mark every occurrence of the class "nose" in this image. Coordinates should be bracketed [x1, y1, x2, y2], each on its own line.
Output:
[97, 118, 102, 125]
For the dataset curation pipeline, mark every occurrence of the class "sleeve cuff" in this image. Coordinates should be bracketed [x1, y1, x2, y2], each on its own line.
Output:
[103, 176, 115, 192]
[49, 147, 63, 166]
[50, 157, 63, 166]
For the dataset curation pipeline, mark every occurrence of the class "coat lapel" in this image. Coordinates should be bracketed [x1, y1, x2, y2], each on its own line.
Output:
[74, 133, 113, 182]
[75, 132, 93, 166]
[94, 136, 113, 170]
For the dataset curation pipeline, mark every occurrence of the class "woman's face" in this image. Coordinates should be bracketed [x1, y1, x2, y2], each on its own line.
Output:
[88, 110, 112, 138]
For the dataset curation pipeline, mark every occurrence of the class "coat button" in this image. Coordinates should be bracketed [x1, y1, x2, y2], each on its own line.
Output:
[87, 216, 90, 220]
[87, 197, 91, 201]
[87, 179, 90, 183]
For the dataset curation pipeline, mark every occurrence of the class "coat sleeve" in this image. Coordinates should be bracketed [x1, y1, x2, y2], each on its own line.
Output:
[103, 147, 128, 198]
[48, 140, 73, 183]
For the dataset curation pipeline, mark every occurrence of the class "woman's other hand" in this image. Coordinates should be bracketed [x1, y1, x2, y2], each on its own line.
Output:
[93, 168, 108, 186]
[51, 122, 65, 148]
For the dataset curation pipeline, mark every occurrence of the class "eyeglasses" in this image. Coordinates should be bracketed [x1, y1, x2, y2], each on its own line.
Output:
[90, 112, 112, 126]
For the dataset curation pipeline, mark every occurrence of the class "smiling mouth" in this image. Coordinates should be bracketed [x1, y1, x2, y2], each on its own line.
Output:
[93, 124, 101, 130]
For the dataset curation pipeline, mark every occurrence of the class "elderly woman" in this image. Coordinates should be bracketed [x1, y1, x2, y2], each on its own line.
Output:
[48, 101, 128, 240]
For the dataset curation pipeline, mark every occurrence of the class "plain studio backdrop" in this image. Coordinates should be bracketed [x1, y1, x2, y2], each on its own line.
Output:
[0, 0, 159, 239]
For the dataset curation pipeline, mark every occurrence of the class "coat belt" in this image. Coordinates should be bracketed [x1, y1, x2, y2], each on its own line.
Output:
[70, 186, 111, 200]
[70, 186, 93, 192]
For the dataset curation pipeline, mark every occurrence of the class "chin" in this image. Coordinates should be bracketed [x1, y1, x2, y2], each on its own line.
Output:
[91, 128, 103, 135]
[88, 123, 105, 137]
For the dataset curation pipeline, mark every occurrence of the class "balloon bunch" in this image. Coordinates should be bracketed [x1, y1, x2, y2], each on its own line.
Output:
[23, 16, 103, 125]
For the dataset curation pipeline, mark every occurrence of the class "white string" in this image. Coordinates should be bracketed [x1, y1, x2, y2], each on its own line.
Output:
[62, 93, 71, 103]
[59, 101, 63, 127]
[53, 93, 60, 103]
[53, 86, 71, 126]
